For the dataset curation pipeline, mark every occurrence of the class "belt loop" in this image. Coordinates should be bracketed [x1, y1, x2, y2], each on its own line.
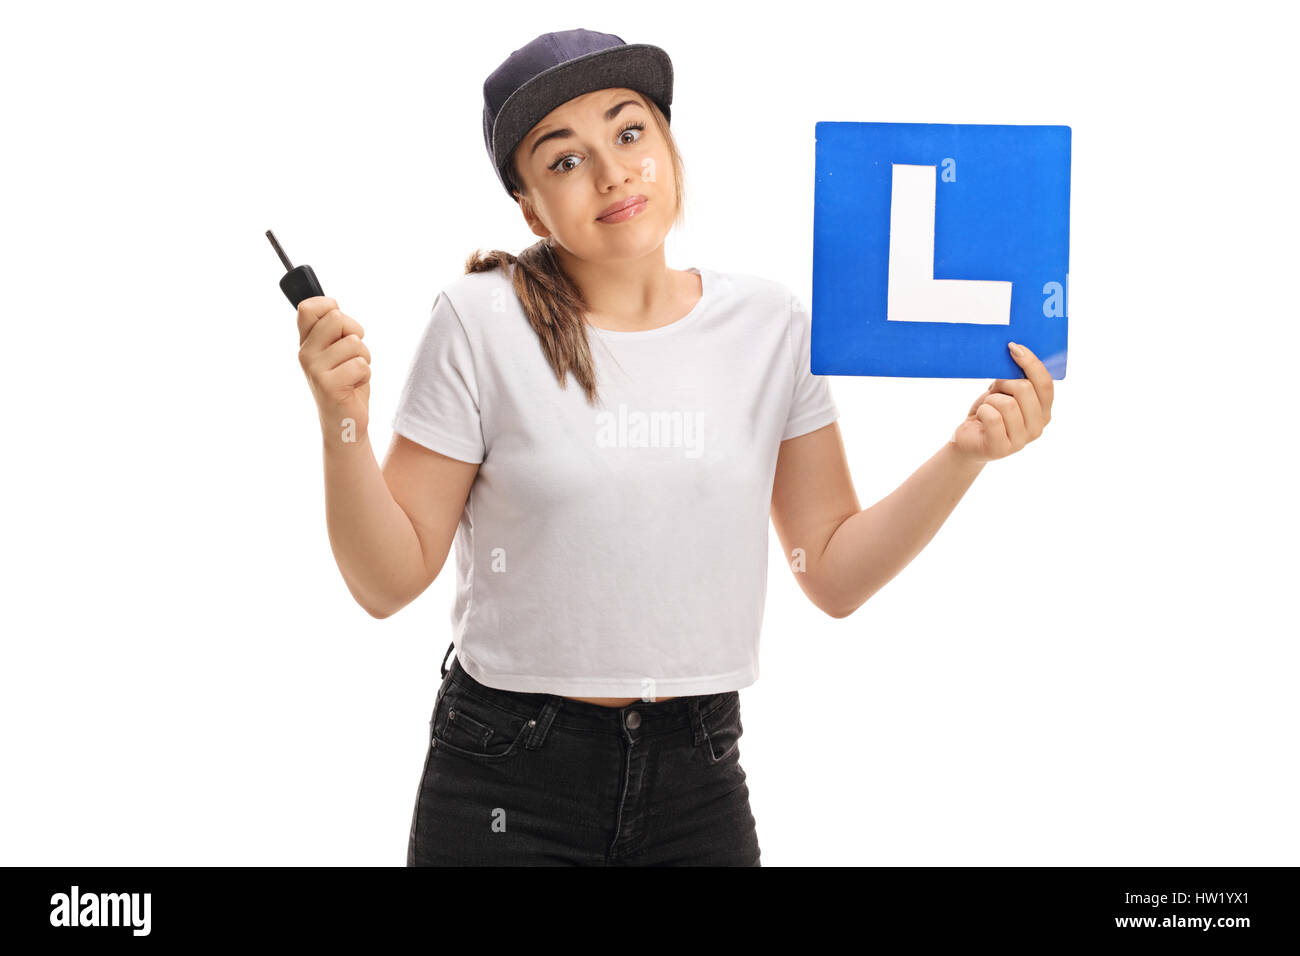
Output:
[524, 698, 560, 750]
[688, 698, 705, 747]
[440, 641, 456, 679]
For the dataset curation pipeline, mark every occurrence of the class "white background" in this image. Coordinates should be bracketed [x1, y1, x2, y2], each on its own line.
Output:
[3, 0, 1295, 866]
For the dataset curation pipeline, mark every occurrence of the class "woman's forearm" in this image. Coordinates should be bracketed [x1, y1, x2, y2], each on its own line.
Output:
[818, 441, 987, 617]
[321, 424, 426, 618]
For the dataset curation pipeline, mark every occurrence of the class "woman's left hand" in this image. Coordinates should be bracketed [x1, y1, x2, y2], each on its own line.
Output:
[950, 341, 1055, 464]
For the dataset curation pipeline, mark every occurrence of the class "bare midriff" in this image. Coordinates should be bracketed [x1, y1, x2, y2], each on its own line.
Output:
[564, 695, 678, 707]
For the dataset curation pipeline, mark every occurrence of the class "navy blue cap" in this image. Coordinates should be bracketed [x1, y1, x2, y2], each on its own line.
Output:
[482, 29, 674, 199]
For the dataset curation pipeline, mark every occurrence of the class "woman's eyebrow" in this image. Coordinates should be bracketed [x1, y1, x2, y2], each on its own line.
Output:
[528, 100, 643, 159]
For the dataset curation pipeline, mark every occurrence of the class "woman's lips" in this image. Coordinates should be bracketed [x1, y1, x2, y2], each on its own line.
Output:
[597, 198, 648, 223]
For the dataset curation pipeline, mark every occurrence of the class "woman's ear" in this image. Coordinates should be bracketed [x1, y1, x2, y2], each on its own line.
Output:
[516, 192, 551, 240]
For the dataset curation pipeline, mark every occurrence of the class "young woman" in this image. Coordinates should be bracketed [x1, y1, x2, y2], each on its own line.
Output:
[296, 29, 1054, 866]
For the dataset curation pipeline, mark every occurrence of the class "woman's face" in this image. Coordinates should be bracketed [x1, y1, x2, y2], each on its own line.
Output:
[511, 87, 674, 262]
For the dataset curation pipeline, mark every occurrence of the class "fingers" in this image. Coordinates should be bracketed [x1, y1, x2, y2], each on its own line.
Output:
[975, 402, 1010, 458]
[297, 296, 338, 344]
[957, 343, 1053, 462]
[322, 354, 372, 391]
[1007, 342, 1054, 422]
[301, 305, 366, 355]
[297, 295, 367, 351]
[319, 332, 371, 373]
[984, 392, 1026, 450]
[990, 378, 1043, 437]
[968, 382, 995, 417]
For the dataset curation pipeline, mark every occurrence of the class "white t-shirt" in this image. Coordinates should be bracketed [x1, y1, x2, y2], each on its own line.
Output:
[390, 263, 839, 697]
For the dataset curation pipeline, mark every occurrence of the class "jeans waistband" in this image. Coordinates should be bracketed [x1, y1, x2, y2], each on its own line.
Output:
[439, 642, 738, 739]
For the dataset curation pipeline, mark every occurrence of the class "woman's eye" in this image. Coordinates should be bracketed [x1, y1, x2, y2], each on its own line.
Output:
[550, 153, 579, 173]
[549, 121, 646, 174]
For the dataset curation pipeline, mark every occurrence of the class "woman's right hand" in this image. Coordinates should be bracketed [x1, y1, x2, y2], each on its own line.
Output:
[297, 296, 372, 438]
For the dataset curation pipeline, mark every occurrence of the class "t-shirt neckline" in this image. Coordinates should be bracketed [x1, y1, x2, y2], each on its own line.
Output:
[587, 267, 711, 340]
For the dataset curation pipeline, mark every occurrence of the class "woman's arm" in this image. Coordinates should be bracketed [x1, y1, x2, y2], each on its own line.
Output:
[321, 430, 426, 617]
[298, 294, 481, 619]
[770, 342, 1053, 619]
[322, 427, 479, 619]
[772, 432, 984, 618]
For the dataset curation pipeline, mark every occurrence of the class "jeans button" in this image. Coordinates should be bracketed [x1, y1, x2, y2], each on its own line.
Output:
[625, 710, 641, 729]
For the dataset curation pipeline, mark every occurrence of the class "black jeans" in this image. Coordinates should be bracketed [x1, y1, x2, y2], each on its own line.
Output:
[406, 643, 762, 866]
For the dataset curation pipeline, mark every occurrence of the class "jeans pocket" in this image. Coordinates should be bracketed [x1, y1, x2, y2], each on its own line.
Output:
[700, 693, 743, 764]
[430, 684, 532, 761]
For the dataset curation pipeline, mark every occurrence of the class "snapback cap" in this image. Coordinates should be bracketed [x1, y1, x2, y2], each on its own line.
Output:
[482, 29, 674, 199]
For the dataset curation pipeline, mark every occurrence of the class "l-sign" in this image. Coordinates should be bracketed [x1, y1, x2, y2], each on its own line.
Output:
[887, 163, 1012, 326]
[810, 122, 1071, 380]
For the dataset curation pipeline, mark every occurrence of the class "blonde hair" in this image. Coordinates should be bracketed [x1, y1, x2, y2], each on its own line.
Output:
[465, 93, 686, 406]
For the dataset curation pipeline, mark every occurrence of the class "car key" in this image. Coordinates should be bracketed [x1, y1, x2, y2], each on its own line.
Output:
[266, 229, 325, 308]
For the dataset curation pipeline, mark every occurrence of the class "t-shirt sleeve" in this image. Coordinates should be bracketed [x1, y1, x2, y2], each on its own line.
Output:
[390, 291, 486, 463]
[781, 287, 840, 441]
